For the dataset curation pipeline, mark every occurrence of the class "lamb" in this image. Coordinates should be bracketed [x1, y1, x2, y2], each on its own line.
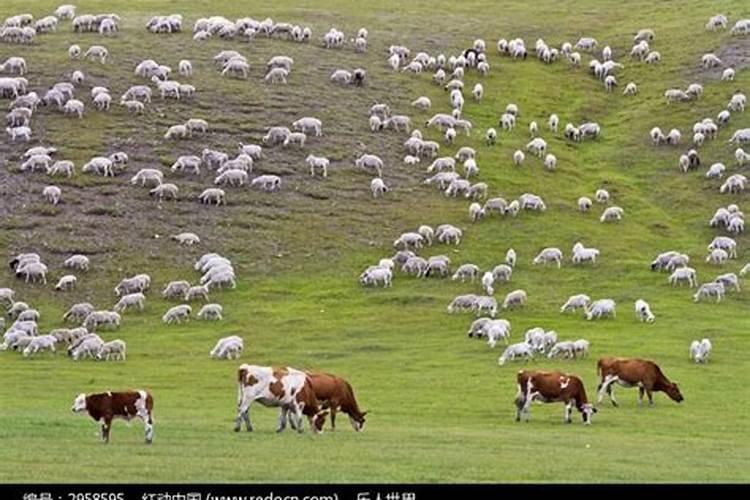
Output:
[113, 292, 146, 313]
[199, 188, 226, 205]
[15, 262, 47, 284]
[572, 245, 600, 265]
[436, 225, 462, 245]
[447, 294, 479, 313]
[690, 339, 712, 364]
[547, 341, 576, 359]
[222, 58, 249, 78]
[702, 53, 722, 68]
[418, 225, 434, 245]
[6, 125, 30, 142]
[360, 266, 393, 287]
[533, 247, 563, 268]
[162, 281, 191, 300]
[54, 275, 77, 291]
[63, 99, 84, 118]
[22, 335, 56, 357]
[728, 94, 746, 113]
[21, 154, 52, 173]
[97, 340, 126, 361]
[210, 335, 243, 359]
[600, 206, 624, 223]
[162, 304, 192, 324]
[634, 299, 655, 323]
[513, 150, 525, 166]
[130, 168, 163, 187]
[214, 170, 248, 187]
[164, 124, 189, 140]
[720, 174, 748, 194]
[502, 289, 527, 310]
[585, 299, 616, 320]
[669, 267, 697, 287]
[484, 320, 512, 348]
[497, 342, 534, 366]
[560, 294, 591, 313]
[485, 128, 497, 145]
[0, 287, 15, 307]
[63, 303, 95, 323]
[7, 301, 29, 319]
[519, 193, 546, 211]
[693, 282, 725, 302]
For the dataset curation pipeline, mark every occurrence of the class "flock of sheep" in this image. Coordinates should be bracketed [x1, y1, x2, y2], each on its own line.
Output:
[2, 6, 749, 378]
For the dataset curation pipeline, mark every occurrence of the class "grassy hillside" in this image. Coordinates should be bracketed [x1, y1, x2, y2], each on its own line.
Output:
[1, 0, 749, 483]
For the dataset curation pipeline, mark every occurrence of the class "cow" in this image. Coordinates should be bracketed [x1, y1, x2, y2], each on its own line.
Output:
[71, 390, 154, 444]
[515, 370, 597, 424]
[305, 371, 367, 431]
[596, 357, 684, 407]
[234, 364, 329, 434]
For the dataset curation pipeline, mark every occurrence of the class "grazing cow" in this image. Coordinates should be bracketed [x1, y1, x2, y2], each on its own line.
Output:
[515, 370, 597, 424]
[596, 357, 683, 407]
[234, 365, 329, 434]
[71, 390, 154, 444]
[306, 372, 367, 431]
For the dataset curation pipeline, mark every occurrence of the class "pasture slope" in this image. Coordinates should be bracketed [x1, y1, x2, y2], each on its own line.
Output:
[1, 0, 749, 483]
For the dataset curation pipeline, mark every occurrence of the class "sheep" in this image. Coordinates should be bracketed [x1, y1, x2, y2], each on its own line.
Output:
[222, 58, 249, 78]
[669, 267, 697, 287]
[714, 272, 741, 292]
[22, 335, 57, 357]
[693, 282, 725, 302]
[0, 287, 15, 307]
[16, 262, 47, 284]
[500, 113, 516, 131]
[411, 96, 431, 110]
[600, 206, 624, 223]
[604, 75, 617, 92]
[708, 236, 738, 258]
[543, 154, 557, 171]
[519, 193, 546, 211]
[702, 53, 722, 68]
[394, 233, 425, 251]
[330, 69, 352, 84]
[83, 311, 120, 331]
[665, 89, 689, 103]
[416, 225, 434, 246]
[6, 301, 30, 319]
[498, 342, 534, 365]
[472, 296, 498, 317]
[20, 154, 52, 173]
[547, 341, 576, 359]
[210, 336, 243, 359]
[63, 303, 94, 323]
[706, 248, 729, 265]
[436, 225, 462, 245]
[728, 94, 747, 113]
[705, 163, 726, 179]
[690, 339, 712, 364]
[368, 178, 388, 198]
[585, 299, 616, 320]
[721, 174, 748, 194]
[354, 154, 384, 177]
[484, 320, 512, 348]
[198, 304, 224, 321]
[572, 245, 600, 265]
[634, 299, 655, 323]
[728, 128, 750, 145]
[6, 125, 31, 142]
[502, 289, 527, 310]
[164, 124, 189, 140]
[160, 281, 190, 300]
[383, 115, 412, 133]
[445, 179, 471, 198]
[468, 202, 485, 222]
[513, 150, 525, 166]
[467, 317, 493, 338]
[491, 264, 513, 284]
[68, 334, 104, 361]
[480, 271, 495, 295]
[452, 264, 480, 283]
[560, 294, 591, 313]
[163, 304, 192, 324]
[62, 99, 84, 118]
[113, 292, 146, 313]
[706, 14, 728, 31]
[54, 274, 77, 292]
[533, 247, 563, 268]
[728, 216, 745, 234]
[96, 340, 126, 361]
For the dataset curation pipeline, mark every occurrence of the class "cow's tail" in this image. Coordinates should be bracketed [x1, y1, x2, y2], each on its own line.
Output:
[236, 367, 247, 407]
[596, 358, 604, 377]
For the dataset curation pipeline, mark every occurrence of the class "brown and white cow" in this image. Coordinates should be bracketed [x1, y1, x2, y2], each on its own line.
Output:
[597, 357, 684, 407]
[515, 370, 597, 424]
[71, 390, 154, 444]
[234, 364, 329, 434]
[306, 371, 367, 431]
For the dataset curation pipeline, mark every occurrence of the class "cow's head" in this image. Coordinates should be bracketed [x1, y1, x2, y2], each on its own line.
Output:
[349, 411, 368, 432]
[581, 403, 597, 424]
[666, 381, 684, 403]
[71, 393, 87, 413]
[311, 409, 329, 434]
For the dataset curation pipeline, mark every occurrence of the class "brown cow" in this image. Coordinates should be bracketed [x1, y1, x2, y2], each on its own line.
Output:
[306, 372, 367, 431]
[71, 390, 154, 444]
[596, 357, 684, 407]
[515, 370, 597, 424]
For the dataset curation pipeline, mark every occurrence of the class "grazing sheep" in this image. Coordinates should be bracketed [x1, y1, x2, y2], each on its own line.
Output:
[68, 334, 105, 361]
[185, 285, 210, 302]
[164, 124, 189, 140]
[714, 272, 741, 292]
[162, 304, 191, 324]
[22, 335, 57, 357]
[55, 275, 77, 291]
[634, 299, 655, 323]
[97, 340, 126, 361]
[519, 193, 546, 211]
[585, 299, 616, 320]
[83, 311, 120, 330]
[560, 294, 591, 313]
[210, 335, 243, 359]
[498, 342, 534, 366]
[693, 282, 725, 302]
[708, 236, 737, 258]
[533, 247, 563, 268]
[198, 304, 224, 321]
[63, 303, 95, 323]
[690, 339, 712, 363]
[578, 196, 593, 212]
[706, 248, 729, 265]
[544, 154, 557, 170]
[481, 271, 495, 295]
[113, 292, 146, 313]
[513, 150, 525, 166]
[669, 267, 697, 287]
[452, 264, 480, 283]
[199, 188, 226, 206]
[502, 289, 527, 310]
[600, 206, 624, 223]
[447, 294, 479, 314]
[41, 185, 62, 205]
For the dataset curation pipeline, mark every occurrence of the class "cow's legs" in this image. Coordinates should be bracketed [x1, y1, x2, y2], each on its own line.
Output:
[292, 405, 305, 433]
[597, 375, 618, 406]
[234, 399, 252, 432]
[277, 407, 289, 433]
[638, 386, 645, 406]
[136, 402, 154, 444]
[646, 388, 654, 406]
[101, 417, 112, 443]
[564, 402, 573, 423]
[330, 406, 337, 431]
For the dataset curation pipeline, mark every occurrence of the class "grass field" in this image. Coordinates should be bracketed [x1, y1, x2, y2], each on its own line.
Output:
[1, 0, 750, 483]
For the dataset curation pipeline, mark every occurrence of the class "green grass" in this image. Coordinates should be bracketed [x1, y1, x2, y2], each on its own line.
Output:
[1, 0, 750, 483]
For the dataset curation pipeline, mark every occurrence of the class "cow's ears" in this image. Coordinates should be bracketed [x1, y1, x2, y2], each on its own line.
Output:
[361, 411, 368, 417]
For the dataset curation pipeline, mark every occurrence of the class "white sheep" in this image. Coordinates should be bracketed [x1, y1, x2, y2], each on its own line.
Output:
[634, 299, 655, 323]
[585, 299, 616, 320]
[498, 342, 534, 366]
[693, 282, 725, 302]
[669, 267, 697, 287]
[690, 339, 712, 363]
[199, 188, 226, 206]
[163, 304, 192, 324]
[560, 294, 591, 313]
[54, 274, 77, 291]
[502, 289, 527, 310]
[97, 340, 126, 361]
[533, 247, 563, 268]
[513, 150, 525, 166]
[370, 178, 389, 198]
[210, 335, 243, 359]
[113, 292, 146, 313]
[198, 304, 224, 321]
[22, 335, 56, 357]
[600, 206, 624, 222]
